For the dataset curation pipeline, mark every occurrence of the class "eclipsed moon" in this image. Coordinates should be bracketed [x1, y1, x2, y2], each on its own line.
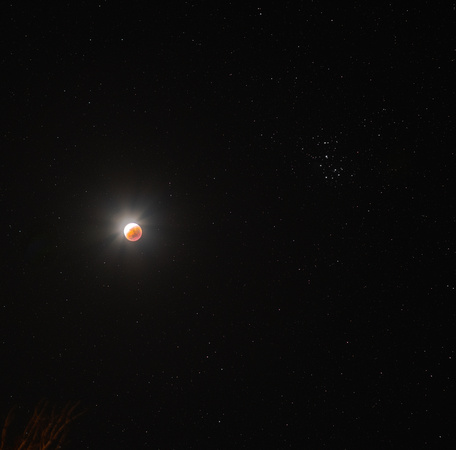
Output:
[124, 223, 142, 241]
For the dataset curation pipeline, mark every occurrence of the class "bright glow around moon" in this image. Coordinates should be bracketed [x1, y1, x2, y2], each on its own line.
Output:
[124, 223, 142, 241]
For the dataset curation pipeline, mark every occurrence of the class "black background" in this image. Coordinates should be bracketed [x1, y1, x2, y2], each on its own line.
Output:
[1, 2, 454, 448]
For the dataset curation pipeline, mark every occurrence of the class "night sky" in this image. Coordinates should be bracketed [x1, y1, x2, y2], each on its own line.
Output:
[2, 2, 455, 448]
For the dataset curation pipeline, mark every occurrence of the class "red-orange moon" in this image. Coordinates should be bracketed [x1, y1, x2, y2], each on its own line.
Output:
[124, 223, 142, 241]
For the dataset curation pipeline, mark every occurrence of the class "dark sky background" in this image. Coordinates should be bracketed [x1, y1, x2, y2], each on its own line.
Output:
[1, 2, 455, 448]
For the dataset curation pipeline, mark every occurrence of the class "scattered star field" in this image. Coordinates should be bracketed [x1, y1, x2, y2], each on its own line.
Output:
[1, 2, 455, 448]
